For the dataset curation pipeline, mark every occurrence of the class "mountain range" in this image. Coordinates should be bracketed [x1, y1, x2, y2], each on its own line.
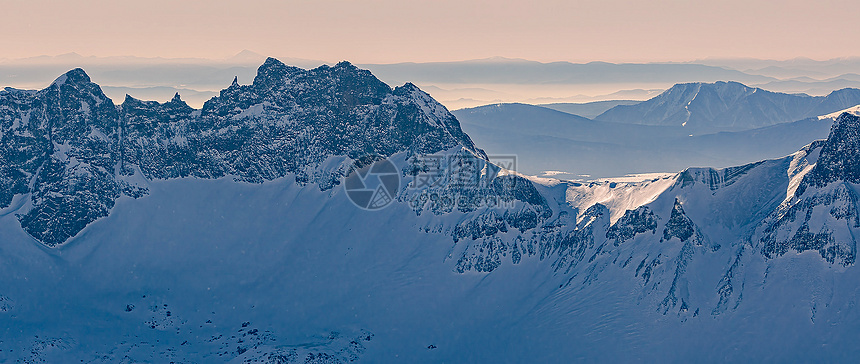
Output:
[1, 58, 479, 247]
[594, 81, 860, 130]
[5, 55, 860, 110]
[362, 58, 776, 86]
[2, 59, 860, 362]
[453, 102, 846, 178]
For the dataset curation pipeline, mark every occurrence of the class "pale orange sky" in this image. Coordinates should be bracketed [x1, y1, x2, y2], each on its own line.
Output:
[1, 0, 857, 63]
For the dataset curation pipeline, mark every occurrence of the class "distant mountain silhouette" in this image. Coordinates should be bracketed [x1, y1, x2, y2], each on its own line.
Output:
[595, 81, 860, 130]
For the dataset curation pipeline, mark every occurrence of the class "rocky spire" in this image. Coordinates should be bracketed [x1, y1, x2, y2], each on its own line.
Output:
[803, 112, 860, 189]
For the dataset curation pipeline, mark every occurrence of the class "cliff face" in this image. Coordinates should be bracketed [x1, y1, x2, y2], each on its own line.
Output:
[758, 113, 860, 266]
[0, 59, 482, 246]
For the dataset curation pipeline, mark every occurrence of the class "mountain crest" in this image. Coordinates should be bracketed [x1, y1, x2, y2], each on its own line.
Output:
[52, 68, 91, 87]
[259, 56, 286, 71]
[596, 81, 860, 130]
[252, 57, 303, 88]
[334, 60, 356, 69]
[803, 112, 860, 188]
[1, 57, 483, 247]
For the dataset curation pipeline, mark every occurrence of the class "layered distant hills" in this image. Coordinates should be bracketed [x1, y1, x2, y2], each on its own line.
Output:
[4, 55, 860, 110]
[594, 81, 860, 130]
[454, 81, 860, 178]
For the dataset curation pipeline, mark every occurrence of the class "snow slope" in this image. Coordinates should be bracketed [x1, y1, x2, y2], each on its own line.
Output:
[3, 140, 860, 362]
[2, 61, 860, 362]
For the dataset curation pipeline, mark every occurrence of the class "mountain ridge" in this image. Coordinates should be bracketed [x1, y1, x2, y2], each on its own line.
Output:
[453, 102, 836, 178]
[595, 81, 860, 130]
[3, 59, 860, 361]
[1, 58, 483, 246]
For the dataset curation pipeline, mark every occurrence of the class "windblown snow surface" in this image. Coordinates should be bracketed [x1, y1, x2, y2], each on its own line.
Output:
[2, 60, 860, 362]
[2, 145, 860, 362]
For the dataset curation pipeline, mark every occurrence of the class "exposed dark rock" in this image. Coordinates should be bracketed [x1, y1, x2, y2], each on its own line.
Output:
[801, 113, 860, 189]
[606, 207, 659, 245]
[0, 59, 484, 246]
[662, 199, 704, 245]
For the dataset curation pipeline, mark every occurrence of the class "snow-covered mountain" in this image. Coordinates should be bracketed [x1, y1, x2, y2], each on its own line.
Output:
[1, 58, 480, 247]
[595, 81, 860, 130]
[2, 60, 860, 362]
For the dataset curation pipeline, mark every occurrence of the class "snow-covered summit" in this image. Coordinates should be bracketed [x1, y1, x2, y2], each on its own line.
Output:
[818, 104, 860, 120]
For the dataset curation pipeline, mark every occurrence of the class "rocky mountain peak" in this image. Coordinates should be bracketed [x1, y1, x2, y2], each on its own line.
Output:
[803, 112, 860, 188]
[334, 60, 357, 69]
[258, 56, 290, 73]
[51, 68, 91, 87]
[252, 57, 303, 89]
[47, 68, 110, 104]
[1, 57, 484, 247]
[122, 93, 143, 105]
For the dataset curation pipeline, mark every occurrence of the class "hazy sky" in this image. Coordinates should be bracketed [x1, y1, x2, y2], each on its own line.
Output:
[2, 0, 857, 63]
